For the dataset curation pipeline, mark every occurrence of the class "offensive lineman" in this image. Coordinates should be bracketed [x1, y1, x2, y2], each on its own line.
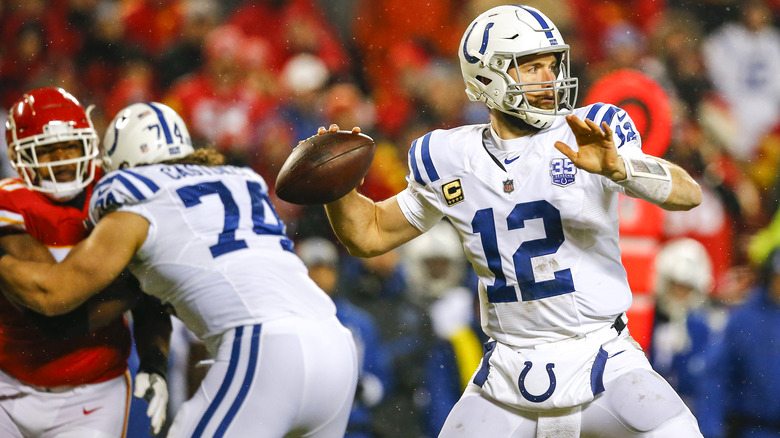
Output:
[0, 87, 170, 437]
[320, 5, 703, 437]
[0, 102, 358, 437]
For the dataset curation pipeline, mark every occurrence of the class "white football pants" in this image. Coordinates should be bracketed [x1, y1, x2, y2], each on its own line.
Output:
[439, 334, 703, 437]
[168, 316, 358, 438]
[0, 370, 130, 438]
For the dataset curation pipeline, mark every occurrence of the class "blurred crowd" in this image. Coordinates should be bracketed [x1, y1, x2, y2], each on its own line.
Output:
[2, 0, 780, 437]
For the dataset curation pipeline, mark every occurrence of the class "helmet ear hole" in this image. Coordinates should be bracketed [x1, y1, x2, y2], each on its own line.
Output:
[477, 76, 492, 86]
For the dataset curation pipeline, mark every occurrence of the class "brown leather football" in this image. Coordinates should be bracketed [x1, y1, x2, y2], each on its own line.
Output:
[275, 130, 376, 205]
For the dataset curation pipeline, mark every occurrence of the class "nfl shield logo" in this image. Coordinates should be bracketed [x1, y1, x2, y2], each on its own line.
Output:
[503, 179, 514, 193]
[550, 158, 577, 187]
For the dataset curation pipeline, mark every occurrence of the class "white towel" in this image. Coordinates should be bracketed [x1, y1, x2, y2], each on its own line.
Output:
[536, 406, 582, 438]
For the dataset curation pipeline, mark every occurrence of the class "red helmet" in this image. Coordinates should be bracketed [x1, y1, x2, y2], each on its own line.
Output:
[5, 87, 98, 199]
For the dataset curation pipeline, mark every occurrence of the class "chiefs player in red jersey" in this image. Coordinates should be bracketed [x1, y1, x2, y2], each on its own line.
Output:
[0, 87, 171, 437]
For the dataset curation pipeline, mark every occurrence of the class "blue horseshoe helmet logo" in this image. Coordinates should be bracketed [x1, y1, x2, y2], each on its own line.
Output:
[518, 361, 557, 402]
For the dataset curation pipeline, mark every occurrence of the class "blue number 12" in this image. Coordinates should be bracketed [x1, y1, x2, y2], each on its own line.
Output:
[472, 200, 574, 303]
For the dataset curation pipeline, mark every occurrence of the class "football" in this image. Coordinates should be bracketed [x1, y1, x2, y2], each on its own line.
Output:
[275, 130, 376, 205]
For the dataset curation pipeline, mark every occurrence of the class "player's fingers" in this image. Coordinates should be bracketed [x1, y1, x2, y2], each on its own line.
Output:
[583, 118, 606, 135]
[329, 124, 339, 132]
[554, 141, 577, 161]
[564, 115, 589, 134]
[352, 126, 361, 133]
[601, 121, 614, 138]
[317, 126, 327, 135]
[133, 373, 150, 398]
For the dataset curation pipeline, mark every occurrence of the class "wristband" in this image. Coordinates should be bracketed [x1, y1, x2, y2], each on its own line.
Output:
[616, 156, 673, 204]
[138, 348, 168, 380]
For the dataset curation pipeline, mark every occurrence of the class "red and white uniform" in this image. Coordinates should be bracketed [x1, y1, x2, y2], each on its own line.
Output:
[0, 176, 131, 438]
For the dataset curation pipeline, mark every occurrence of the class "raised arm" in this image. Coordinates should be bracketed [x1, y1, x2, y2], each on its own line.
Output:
[0, 211, 149, 316]
[554, 114, 701, 211]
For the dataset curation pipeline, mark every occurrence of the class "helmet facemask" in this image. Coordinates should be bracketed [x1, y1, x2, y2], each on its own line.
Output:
[6, 106, 98, 201]
[500, 51, 577, 125]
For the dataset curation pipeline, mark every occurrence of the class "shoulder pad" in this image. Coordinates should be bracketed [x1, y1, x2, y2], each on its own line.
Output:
[89, 169, 161, 224]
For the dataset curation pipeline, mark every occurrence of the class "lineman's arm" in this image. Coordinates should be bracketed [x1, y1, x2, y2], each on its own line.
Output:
[0, 232, 141, 335]
[0, 211, 149, 316]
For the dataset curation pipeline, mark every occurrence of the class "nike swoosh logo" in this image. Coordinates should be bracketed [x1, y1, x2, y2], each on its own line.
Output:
[504, 156, 519, 164]
[83, 407, 102, 415]
[617, 112, 627, 121]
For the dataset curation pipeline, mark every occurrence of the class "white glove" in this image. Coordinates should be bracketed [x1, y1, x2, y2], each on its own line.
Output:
[134, 372, 168, 435]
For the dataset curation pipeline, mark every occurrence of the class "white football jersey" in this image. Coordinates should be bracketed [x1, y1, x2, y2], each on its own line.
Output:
[89, 164, 336, 351]
[397, 103, 647, 347]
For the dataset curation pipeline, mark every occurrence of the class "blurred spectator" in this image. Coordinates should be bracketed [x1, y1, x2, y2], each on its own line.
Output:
[649, 238, 721, 415]
[696, 249, 780, 438]
[104, 54, 159, 120]
[568, 0, 665, 65]
[339, 250, 429, 438]
[702, 0, 780, 161]
[120, 0, 185, 57]
[400, 221, 483, 437]
[76, 1, 131, 108]
[158, 0, 222, 90]
[662, 116, 761, 288]
[298, 237, 391, 438]
[165, 25, 276, 163]
[228, 0, 349, 75]
[278, 53, 332, 143]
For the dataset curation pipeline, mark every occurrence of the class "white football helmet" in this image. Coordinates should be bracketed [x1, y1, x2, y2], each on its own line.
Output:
[402, 221, 466, 304]
[654, 238, 713, 315]
[459, 5, 578, 129]
[102, 102, 194, 172]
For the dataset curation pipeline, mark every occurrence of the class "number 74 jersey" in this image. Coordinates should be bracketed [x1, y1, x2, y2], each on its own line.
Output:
[89, 164, 336, 351]
[397, 104, 641, 348]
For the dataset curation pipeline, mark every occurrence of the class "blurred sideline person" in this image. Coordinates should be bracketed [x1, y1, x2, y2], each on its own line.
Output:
[319, 4, 703, 437]
[297, 237, 391, 438]
[696, 249, 780, 438]
[0, 87, 170, 437]
[649, 238, 719, 415]
[400, 221, 484, 437]
[0, 101, 358, 437]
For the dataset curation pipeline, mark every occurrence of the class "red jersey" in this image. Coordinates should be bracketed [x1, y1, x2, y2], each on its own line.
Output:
[0, 176, 131, 387]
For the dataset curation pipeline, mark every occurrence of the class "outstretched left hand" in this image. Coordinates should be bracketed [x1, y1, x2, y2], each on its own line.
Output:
[554, 115, 627, 181]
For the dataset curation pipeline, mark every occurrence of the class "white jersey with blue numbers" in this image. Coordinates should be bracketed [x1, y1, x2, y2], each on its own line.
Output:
[397, 103, 647, 348]
[89, 164, 336, 351]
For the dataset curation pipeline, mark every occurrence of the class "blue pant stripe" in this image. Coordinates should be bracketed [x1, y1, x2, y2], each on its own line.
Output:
[473, 341, 497, 386]
[214, 325, 262, 437]
[192, 326, 244, 438]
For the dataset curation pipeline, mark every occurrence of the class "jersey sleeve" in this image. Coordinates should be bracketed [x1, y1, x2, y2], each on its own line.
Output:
[0, 180, 28, 233]
[89, 169, 161, 224]
[583, 103, 642, 151]
[396, 131, 446, 233]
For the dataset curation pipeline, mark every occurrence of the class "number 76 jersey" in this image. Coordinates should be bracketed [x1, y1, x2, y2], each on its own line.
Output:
[397, 105, 641, 348]
[89, 164, 336, 352]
